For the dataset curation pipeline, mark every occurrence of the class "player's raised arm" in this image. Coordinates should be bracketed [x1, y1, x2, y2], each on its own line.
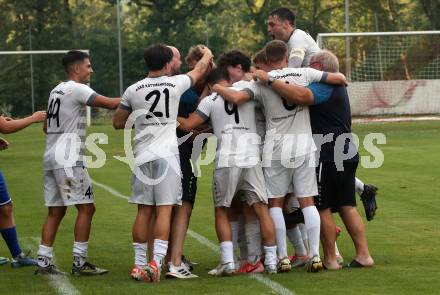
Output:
[177, 113, 206, 132]
[211, 84, 251, 105]
[187, 46, 213, 85]
[90, 95, 121, 110]
[0, 111, 46, 134]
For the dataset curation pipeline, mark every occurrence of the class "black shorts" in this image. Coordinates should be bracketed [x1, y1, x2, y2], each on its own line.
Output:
[180, 154, 197, 205]
[315, 161, 358, 212]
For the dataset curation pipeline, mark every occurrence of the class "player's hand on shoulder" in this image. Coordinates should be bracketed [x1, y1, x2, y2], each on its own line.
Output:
[31, 111, 47, 123]
[0, 137, 9, 151]
[253, 69, 269, 84]
[211, 84, 221, 93]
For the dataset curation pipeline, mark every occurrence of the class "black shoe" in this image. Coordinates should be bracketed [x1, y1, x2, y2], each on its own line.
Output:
[360, 184, 378, 221]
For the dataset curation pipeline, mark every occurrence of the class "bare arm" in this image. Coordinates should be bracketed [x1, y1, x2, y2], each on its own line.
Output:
[211, 84, 251, 105]
[90, 95, 121, 110]
[323, 72, 346, 85]
[113, 107, 131, 129]
[177, 113, 206, 132]
[187, 46, 214, 86]
[253, 69, 313, 105]
[271, 80, 314, 105]
[0, 111, 46, 134]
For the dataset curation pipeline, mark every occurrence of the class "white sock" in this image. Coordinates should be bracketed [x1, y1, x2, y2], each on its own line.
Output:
[238, 218, 248, 262]
[263, 245, 277, 266]
[355, 177, 364, 195]
[269, 207, 288, 259]
[301, 206, 321, 257]
[73, 241, 88, 268]
[299, 223, 309, 252]
[133, 242, 148, 267]
[220, 241, 234, 265]
[153, 239, 168, 269]
[37, 244, 53, 268]
[286, 227, 307, 256]
[245, 222, 262, 263]
[335, 242, 341, 257]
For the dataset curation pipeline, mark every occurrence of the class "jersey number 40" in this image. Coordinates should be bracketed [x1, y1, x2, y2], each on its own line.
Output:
[47, 97, 61, 128]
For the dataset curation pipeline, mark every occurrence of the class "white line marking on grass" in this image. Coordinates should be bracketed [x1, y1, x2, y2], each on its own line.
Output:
[249, 274, 296, 295]
[91, 178, 296, 295]
[24, 237, 81, 295]
[186, 230, 296, 295]
[92, 180, 129, 200]
[186, 229, 219, 253]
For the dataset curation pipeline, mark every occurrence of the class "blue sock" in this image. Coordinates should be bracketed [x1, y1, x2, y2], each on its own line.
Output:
[1, 227, 22, 258]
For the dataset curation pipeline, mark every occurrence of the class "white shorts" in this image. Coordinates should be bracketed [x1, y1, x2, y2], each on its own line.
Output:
[44, 167, 94, 207]
[264, 153, 318, 199]
[212, 163, 268, 208]
[130, 156, 182, 206]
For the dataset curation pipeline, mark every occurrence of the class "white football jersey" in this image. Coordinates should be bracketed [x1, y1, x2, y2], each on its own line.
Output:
[233, 80, 266, 144]
[247, 67, 326, 161]
[120, 74, 192, 164]
[196, 88, 260, 168]
[43, 81, 97, 170]
[287, 28, 320, 67]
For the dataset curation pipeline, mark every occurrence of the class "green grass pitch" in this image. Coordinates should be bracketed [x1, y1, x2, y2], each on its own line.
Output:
[0, 121, 439, 294]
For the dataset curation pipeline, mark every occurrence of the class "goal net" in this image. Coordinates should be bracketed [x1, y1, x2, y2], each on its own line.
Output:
[316, 31, 440, 118]
[0, 50, 91, 125]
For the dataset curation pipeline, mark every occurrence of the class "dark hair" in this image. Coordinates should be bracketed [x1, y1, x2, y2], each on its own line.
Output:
[253, 49, 267, 65]
[206, 67, 230, 85]
[218, 50, 251, 72]
[264, 40, 288, 63]
[269, 7, 295, 26]
[62, 50, 89, 72]
[143, 43, 173, 71]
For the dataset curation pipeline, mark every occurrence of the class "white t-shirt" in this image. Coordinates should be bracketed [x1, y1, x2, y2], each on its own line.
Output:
[195, 88, 260, 168]
[43, 81, 97, 170]
[287, 28, 320, 67]
[246, 67, 326, 161]
[120, 74, 192, 165]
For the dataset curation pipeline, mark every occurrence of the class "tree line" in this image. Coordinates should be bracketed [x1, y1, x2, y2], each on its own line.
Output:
[1, 0, 438, 116]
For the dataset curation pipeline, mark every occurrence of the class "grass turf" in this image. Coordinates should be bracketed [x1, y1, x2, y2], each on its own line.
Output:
[0, 121, 439, 294]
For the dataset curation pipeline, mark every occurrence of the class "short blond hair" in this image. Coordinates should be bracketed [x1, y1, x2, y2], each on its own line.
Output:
[185, 44, 205, 64]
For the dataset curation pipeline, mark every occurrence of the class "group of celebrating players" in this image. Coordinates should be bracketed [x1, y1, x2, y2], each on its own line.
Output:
[0, 7, 378, 283]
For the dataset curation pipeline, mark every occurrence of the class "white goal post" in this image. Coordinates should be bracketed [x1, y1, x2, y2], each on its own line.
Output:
[0, 49, 92, 126]
[316, 31, 440, 117]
